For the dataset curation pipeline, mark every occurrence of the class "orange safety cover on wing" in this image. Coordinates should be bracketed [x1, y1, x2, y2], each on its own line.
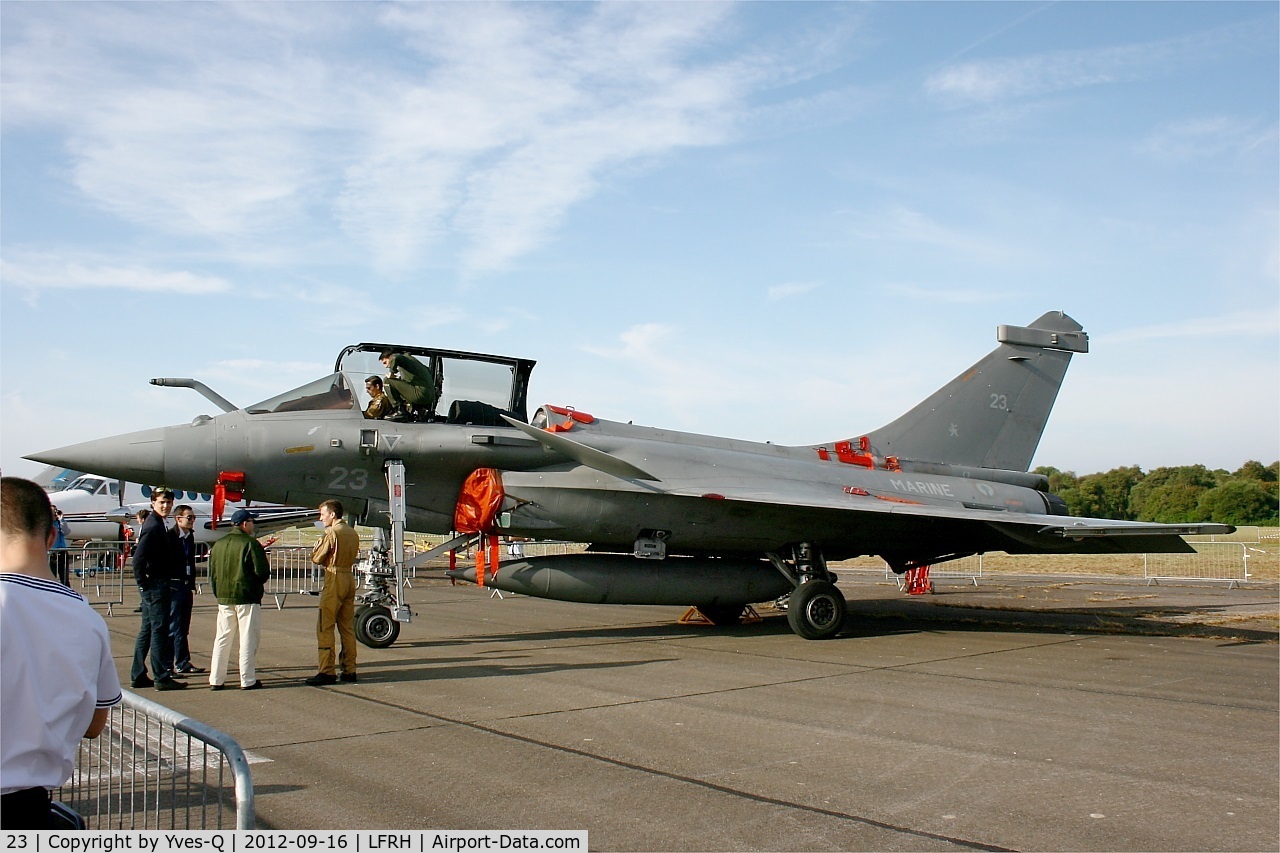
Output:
[454, 468, 505, 533]
[544, 404, 596, 432]
[833, 440, 875, 469]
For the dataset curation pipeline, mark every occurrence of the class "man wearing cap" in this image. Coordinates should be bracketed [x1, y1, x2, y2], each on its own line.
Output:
[208, 509, 271, 691]
[130, 487, 186, 691]
[305, 499, 361, 686]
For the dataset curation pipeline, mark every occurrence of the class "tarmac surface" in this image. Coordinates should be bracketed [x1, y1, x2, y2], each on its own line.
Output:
[100, 570, 1278, 851]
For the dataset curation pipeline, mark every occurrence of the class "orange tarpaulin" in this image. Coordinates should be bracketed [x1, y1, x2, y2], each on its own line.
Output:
[454, 468, 505, 533]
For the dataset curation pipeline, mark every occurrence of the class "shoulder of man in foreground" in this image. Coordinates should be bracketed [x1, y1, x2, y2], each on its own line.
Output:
[0, 569, 86, 597]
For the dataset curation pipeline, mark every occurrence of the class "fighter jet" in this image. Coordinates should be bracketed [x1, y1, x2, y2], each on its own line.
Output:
[26, 311, 1231, 640]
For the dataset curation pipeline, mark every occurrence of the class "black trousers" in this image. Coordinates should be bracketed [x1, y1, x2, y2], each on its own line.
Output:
[1, 787, 52, 830]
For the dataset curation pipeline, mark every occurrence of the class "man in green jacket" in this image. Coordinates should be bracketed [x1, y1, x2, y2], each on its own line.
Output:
[208, 510, 271, 691]
[379, 350, 437, 421]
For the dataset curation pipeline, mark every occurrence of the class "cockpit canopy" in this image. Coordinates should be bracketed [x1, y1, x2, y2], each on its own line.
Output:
[245, 343, 536, 425]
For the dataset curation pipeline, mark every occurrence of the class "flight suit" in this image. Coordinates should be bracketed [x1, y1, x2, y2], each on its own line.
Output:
[383, 353, 437, 416]
[364, 392, 394, 419]
[310, 518, 362, 677]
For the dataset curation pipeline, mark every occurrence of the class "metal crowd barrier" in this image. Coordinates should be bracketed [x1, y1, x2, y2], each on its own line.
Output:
[263, 543, 423, 608]
[57, 690, 254, 830]
[264, 545, 321, 607]
[1144, 542, 1258, 588]
[52, 543, 128, 615]
[518, 540, 586, 558]
[869, 539, 1267, 590]
[884, 554, 984, 589]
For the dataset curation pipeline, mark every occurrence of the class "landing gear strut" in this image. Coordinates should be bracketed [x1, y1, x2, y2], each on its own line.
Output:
[353, 459, 412, 648]
[768, 543, 846, 640]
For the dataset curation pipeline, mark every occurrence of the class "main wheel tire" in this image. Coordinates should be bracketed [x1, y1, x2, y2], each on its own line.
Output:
[355, 605, 400, 648]
[786, 581, 845, 640]
[698, 605, 745, 626]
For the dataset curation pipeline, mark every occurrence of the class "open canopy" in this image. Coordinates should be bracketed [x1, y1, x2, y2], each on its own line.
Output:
[246, 343, 537, 424]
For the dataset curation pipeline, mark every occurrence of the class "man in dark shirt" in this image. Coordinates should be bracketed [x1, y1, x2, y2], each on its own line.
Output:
[129, 488, 186, 691]
[168, 505, 203, 675]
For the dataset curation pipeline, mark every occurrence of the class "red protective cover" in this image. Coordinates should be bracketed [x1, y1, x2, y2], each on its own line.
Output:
[454, 468, 505, 533]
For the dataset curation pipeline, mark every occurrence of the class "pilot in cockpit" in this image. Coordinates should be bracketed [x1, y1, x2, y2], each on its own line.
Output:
[379, 349, 437, 422]
[363, 376, 393, 420]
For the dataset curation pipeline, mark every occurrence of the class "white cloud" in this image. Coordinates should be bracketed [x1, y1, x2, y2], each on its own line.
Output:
[1, 3, 774, 278]
[582, 323, 677, 365]
[411, 305, 468, 331]
[767, 281, 822, 301]
[1099, 310, 1280, 344]
[925, 45, 1142, 105]
[579, 323, 759, 417]
[843, 204, 1025, 264]
[888, 284, 1011, 304]
[202, 358, 328, 390]
[924, 21, 1261, 107]
[1138, 116, 1279, 163]
[0, 252, 231, 296]
[384, 4, 747, 277]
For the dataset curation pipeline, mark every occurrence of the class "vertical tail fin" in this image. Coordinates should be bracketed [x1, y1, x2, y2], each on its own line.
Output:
[860, 311, 1087, 471]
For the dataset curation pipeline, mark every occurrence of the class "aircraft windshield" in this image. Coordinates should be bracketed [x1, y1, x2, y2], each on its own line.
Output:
[341, 350, 521, 421]
[64, 476, 102, 494]
[246, 373, 355, 415]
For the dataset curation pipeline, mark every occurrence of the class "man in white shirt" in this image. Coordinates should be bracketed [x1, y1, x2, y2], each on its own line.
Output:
[0, 477, 122, 829]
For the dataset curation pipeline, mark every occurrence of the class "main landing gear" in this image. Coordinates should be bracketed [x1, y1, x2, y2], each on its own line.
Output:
[768, 543, 847, 640]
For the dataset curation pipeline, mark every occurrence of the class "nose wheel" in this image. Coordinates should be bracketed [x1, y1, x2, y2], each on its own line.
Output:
[354, 604, 400, 648]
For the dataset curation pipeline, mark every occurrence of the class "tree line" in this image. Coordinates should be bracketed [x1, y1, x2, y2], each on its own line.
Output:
[1032, 461, 1279, 526]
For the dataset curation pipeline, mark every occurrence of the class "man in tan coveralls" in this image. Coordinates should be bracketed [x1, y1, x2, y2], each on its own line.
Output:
[305, 500, 362, 686]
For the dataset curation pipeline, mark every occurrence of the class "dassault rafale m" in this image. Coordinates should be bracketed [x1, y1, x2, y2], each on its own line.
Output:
[27, 311, 1231, 642]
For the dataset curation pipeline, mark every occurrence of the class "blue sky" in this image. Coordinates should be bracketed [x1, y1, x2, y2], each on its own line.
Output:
[2, 1, 1277, 481]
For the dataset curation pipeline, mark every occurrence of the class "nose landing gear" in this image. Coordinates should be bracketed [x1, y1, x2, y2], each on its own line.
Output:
[353, 459, 412, 648]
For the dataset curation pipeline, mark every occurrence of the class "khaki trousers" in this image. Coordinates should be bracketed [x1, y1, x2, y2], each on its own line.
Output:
[211, 603, 262, 688]
[317, 570, 356, 676]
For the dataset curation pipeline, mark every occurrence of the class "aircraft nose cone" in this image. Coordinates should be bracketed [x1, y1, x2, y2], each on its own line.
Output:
[26, 427, 168, 486]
